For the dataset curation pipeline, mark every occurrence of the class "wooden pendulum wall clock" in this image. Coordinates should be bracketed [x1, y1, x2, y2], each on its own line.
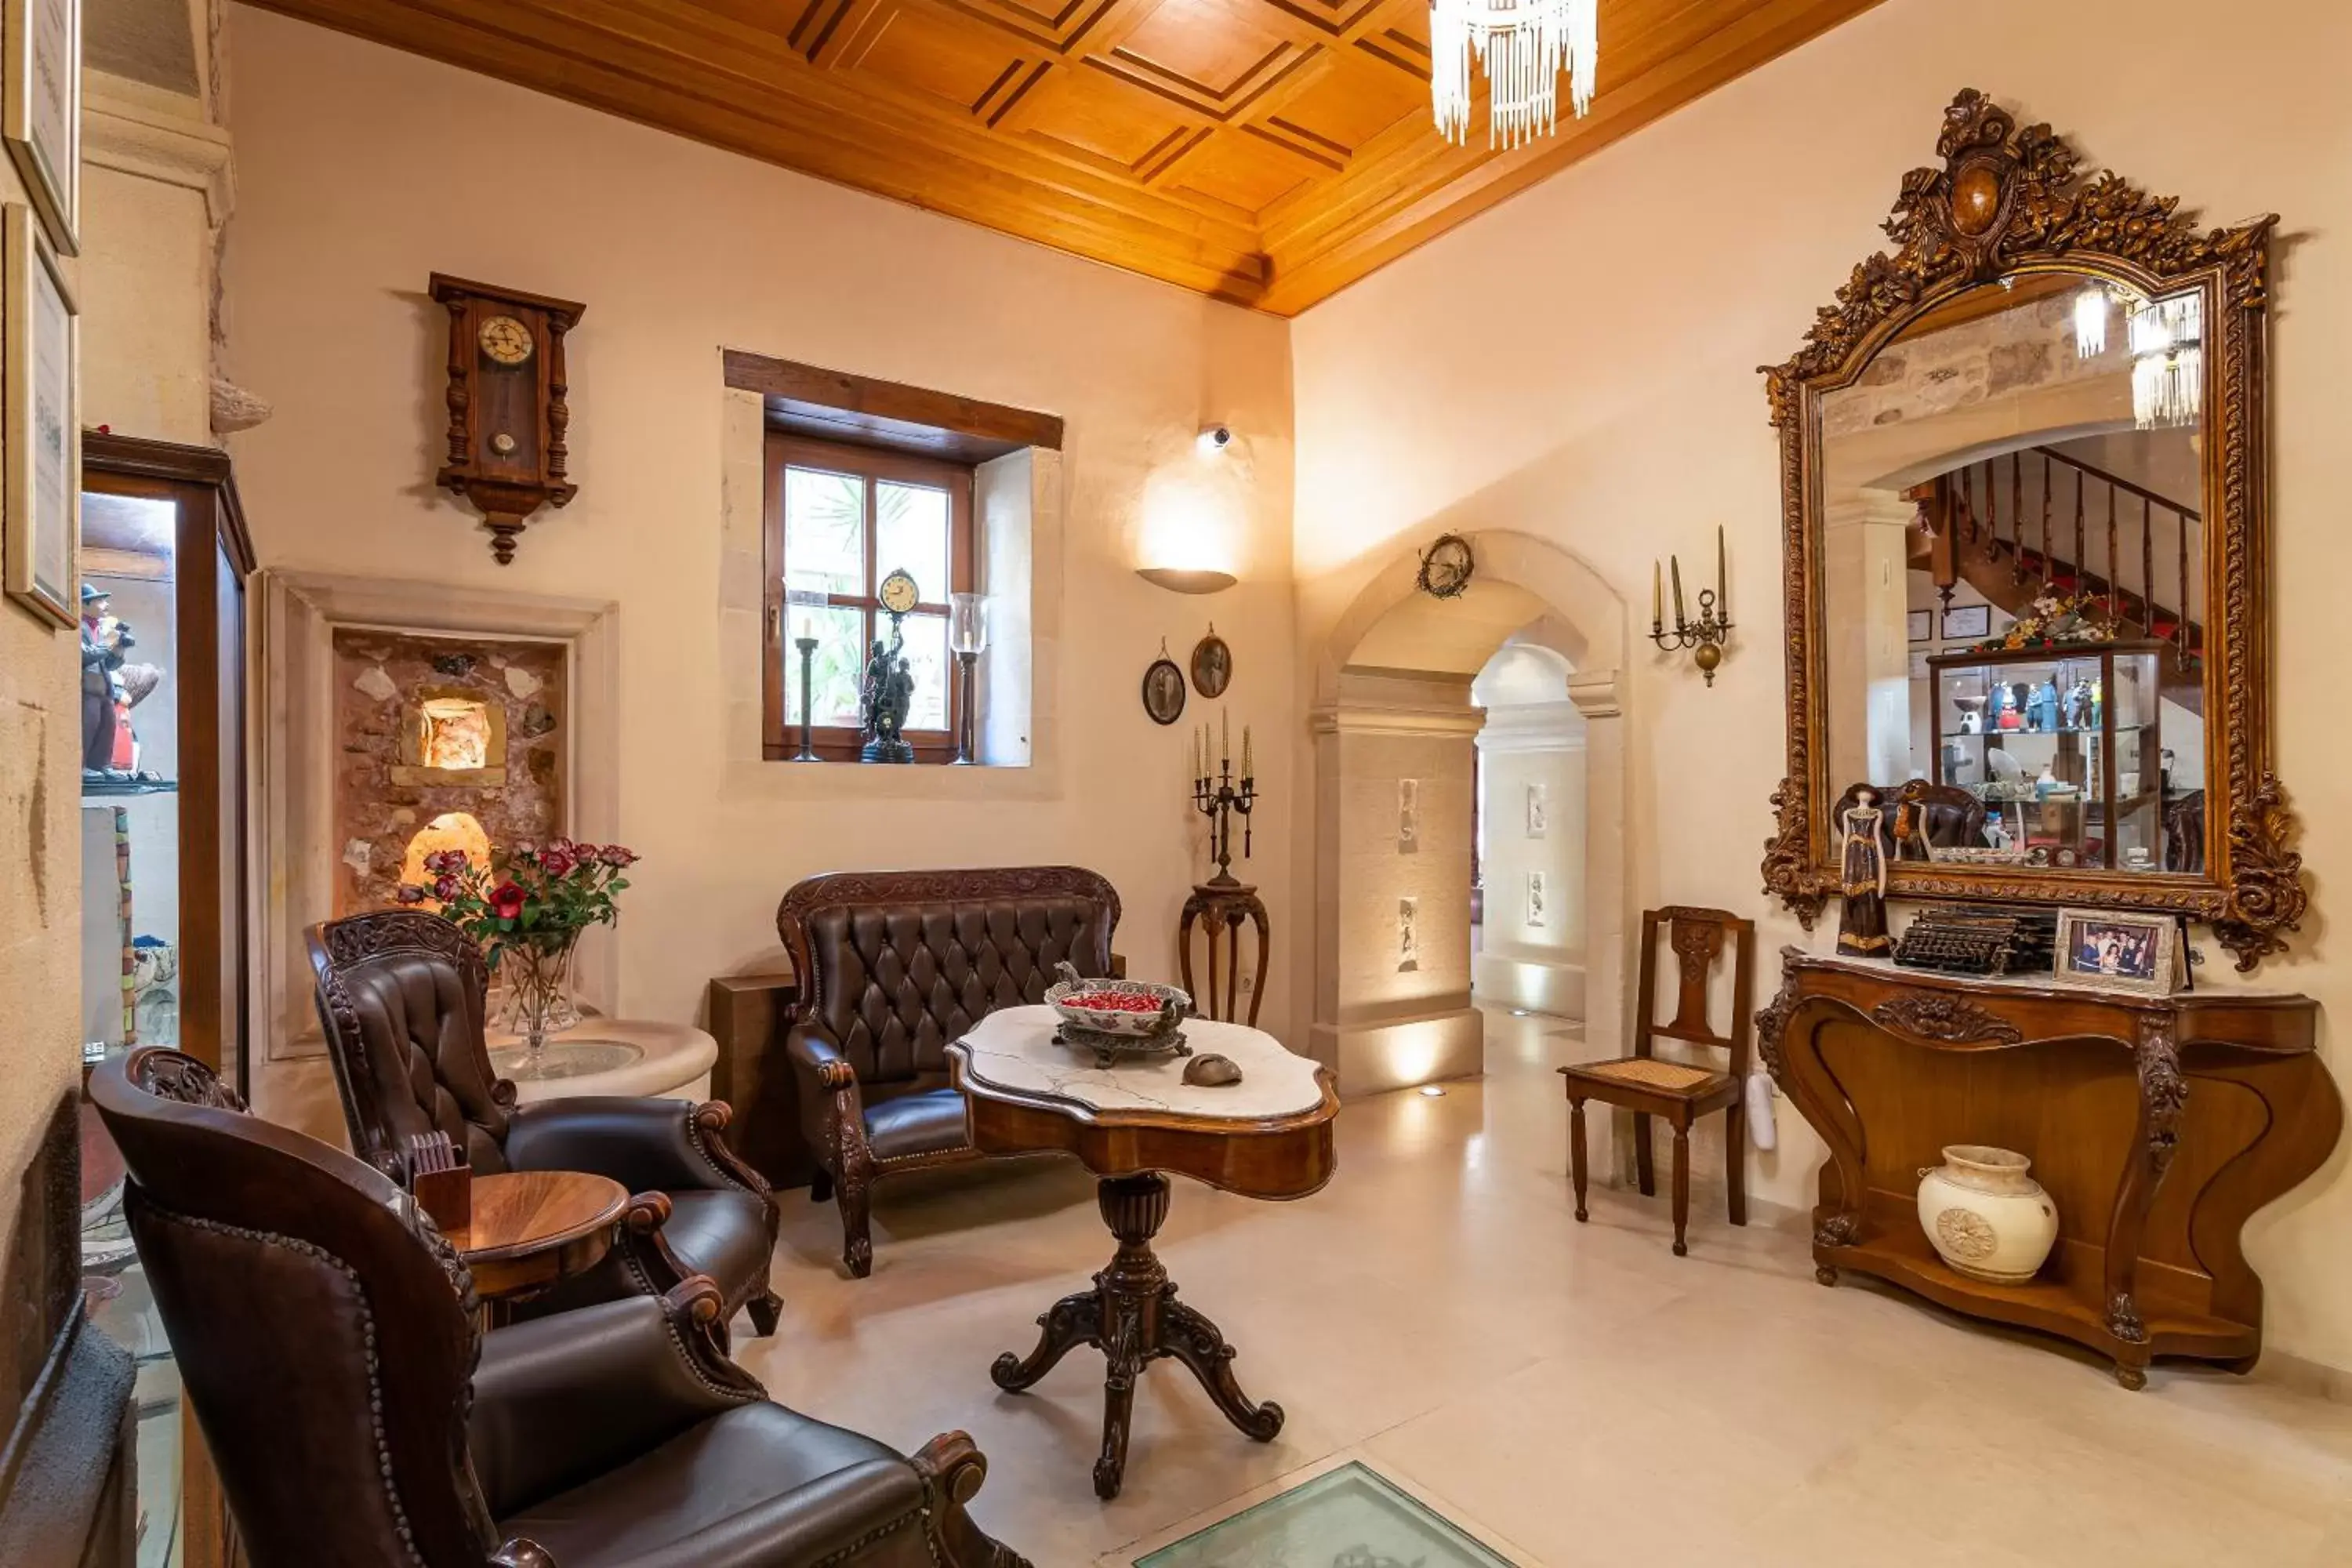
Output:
[430, 274, 586, 563]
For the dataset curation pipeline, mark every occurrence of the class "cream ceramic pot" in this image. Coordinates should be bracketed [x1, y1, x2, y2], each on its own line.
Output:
[1916, 1145, 2058, 1283]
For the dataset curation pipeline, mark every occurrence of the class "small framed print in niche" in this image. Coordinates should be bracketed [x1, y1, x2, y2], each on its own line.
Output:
[1526, 782, 1547, 838]
[1397, 895, 1419, 972]
[2, 201, 75, 628]
[1526, 871, 1546, 929]
[2051, 906, 2180, 996]
[1941, 604, 1991, 641]
[1907, 609, 1932, 643]
[1396, 778, 1419, 853]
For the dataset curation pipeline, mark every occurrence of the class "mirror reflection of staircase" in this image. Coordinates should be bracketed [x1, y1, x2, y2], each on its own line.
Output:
[1909, 445, 2203, 716]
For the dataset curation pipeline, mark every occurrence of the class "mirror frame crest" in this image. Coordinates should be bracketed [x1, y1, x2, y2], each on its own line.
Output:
[1758, 88, 2304, 971]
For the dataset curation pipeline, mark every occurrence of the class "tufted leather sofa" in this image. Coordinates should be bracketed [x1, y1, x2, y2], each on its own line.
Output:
[88, 1047, 1031, 1568]
[776, 866, 1120, 1276]
[307, 909, 782, 1335]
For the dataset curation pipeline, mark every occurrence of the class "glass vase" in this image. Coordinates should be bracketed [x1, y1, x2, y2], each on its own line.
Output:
[499, 935, 581, 1079]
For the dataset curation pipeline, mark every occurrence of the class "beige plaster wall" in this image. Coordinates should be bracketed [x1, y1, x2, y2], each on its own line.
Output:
[3, 63, 229, 1358]
[217, 7, 1298, 1032]
[1291, 0, 2352, 1367]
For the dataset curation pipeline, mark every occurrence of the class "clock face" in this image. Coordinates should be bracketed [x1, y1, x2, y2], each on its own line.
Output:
[878, 569, 920, 615]
[478, 314, 535, 367]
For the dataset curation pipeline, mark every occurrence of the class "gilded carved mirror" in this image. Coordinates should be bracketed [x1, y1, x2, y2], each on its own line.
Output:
[1761, 89, 2306, 970]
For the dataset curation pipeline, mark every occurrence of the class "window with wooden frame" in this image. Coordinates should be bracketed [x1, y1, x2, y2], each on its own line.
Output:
[763, 433, 975, 762]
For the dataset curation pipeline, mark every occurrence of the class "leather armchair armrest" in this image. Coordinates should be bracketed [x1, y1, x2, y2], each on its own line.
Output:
[503, 1095, 768, 1200]
[785, 1023, 865, 1156]
[469, 1282, 763, 1520]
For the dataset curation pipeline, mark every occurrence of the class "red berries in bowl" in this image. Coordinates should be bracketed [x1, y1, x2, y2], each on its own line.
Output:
[1062, 990, 1163, 1014]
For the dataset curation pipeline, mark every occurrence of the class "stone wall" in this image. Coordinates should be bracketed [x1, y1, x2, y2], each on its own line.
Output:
[331, 630, 567, 913]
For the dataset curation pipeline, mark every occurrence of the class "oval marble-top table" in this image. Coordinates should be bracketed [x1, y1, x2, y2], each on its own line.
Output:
[946, 1004, 1338, 1500]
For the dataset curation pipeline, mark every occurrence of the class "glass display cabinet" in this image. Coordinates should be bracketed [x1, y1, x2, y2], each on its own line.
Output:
[76, 432, 252, 1567]
[1928, 639, 2165, 871]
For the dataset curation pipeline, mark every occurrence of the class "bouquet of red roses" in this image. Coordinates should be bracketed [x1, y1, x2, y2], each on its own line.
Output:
[396, 837, 637, 962]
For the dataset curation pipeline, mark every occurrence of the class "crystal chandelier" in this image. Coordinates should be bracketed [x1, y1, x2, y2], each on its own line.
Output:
[2071, 287, 2108, 358]
[1431, 0, 1598, 149]
[2071, 285, 2201, 429]
[2126, 292, 2201, 430]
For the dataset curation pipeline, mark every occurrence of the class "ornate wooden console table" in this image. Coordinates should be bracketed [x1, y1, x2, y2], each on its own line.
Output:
[1760, 950, 2336, 1388]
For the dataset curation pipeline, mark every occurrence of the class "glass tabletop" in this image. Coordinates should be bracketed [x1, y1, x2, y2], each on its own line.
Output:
[1135, 1462, 1517, 1568]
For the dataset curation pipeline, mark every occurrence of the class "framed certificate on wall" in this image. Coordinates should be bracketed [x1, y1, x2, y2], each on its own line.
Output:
[3, 201, 77, 626]
[3, 0, 77, 254]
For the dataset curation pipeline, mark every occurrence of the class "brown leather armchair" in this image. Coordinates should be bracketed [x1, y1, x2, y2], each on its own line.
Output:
[88, 1047, 1029, 1568]
[777, 866, 1120, 1276]
[308, 909, 782, 1335]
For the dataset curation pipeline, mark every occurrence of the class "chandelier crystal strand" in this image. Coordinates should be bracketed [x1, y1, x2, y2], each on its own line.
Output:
[1432, 0, 1597, 149]
[2125, 292, 2203, 428]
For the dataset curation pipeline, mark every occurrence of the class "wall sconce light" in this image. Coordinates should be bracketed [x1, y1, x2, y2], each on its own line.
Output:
[1138, 566, 1238, 594]
[1650, 525, 1734, 686]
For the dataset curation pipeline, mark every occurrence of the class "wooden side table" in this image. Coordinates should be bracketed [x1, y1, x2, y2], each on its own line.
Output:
[1178, 877, 1269, 1025]
[947, 1005, 1338, 1498]
[447, 1169, 629, 1324]
[1762, 949, 2335, 1388]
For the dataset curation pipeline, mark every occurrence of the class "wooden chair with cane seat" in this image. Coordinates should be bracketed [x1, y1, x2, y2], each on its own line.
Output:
[1559, 905, 1755, 1255]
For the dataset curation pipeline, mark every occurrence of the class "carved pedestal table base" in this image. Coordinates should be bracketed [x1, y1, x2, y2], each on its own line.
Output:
[1760, 950, 2335, 1389]
[991, 1171, 1283, 1497]
[949, 1006, 1337, 1498]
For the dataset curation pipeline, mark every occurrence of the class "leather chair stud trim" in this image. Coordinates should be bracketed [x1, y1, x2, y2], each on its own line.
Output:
[137, 1202, 434, 1566]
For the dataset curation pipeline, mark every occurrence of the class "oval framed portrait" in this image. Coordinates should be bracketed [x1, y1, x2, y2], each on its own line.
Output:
[1141, 655, 1188, 726]
[1189, 626, 1232, 699]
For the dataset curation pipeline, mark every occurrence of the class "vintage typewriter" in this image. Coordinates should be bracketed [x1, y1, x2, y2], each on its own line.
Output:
[1892, 905, 2058, 976]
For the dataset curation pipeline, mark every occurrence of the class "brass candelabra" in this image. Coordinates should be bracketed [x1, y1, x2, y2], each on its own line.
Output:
[1191, 716, 1255, 884]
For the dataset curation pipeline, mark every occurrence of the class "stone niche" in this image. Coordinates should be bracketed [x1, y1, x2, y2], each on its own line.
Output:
[332, 630, 567, 914]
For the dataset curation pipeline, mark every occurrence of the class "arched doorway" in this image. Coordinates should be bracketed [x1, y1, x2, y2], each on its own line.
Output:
[1301, 530, 1630, 1097]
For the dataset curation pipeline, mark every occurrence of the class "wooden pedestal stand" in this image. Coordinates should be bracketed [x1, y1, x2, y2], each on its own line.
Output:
[1178, 879, 1269, 1027]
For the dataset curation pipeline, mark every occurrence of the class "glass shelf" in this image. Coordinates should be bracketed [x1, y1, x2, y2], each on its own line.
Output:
[81, 776, 180, 803]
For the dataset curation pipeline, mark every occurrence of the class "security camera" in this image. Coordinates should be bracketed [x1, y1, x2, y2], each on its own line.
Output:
[1197, 424, 1233, 453]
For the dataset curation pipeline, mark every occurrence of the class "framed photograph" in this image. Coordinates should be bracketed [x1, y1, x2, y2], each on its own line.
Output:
[4, 0, 77, 256]
[1139, 652, 1185, 726]
[1908, 650, 1930, 680]
[1189, 626, 1231, 699]
[1525, 781, 1547, 837]
[1907, 609, 1932, 642]
[2051, 907, 2178, 996]
[2, 201, 74, 627]
[1942, 604, 1991, 641]
[1396, 778, 1418, 853]
[1396, 895, 1418, 972]
[1526, 870, 1546, 929]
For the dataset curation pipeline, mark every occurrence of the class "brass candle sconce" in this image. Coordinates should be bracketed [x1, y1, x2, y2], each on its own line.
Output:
[1650, 526, 1734, 686]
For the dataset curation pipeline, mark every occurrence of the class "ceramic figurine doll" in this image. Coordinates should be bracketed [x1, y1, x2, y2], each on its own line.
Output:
[1995, 684, 2024, 731]
[2027, 680, 2060, 733]
[1837, 787, 1892, 957]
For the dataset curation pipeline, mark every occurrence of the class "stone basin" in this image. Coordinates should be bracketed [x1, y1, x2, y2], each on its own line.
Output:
[484, 1018, 718, 1104]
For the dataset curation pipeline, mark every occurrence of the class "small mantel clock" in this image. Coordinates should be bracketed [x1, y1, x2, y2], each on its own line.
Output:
[429, 274, 586, 564]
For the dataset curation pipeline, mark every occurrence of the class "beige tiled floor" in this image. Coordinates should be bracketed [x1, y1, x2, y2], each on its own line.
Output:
[735, 1007, 2352, 1566]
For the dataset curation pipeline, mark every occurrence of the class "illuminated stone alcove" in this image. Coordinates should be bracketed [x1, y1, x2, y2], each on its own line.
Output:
[396, 811, 492, 908]
[392, 687, 507, 785]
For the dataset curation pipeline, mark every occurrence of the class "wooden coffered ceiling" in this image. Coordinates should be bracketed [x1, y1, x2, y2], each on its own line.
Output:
[245, 0, 1882, 314]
